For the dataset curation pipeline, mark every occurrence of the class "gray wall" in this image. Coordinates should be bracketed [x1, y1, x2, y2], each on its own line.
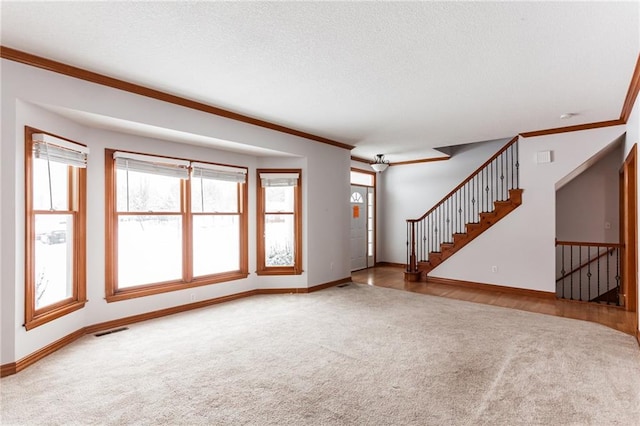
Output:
[556, 143, 622, 243]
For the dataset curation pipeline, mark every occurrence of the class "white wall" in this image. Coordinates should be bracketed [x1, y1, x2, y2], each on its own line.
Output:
[0, 58, 15, 366]
[1, 59, 351, 364]
[378, 138, 509, 264]
[429, 126, 626, 292]
[556, 143, 622, 243]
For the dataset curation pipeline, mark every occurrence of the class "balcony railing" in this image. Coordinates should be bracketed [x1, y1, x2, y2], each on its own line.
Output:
[556, 241, 622, 306]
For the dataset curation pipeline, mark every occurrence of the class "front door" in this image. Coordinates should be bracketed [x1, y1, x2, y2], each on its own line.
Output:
[350, 186, 368, 271]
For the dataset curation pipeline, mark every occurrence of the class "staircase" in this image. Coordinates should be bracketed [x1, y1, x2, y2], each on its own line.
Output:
[405, 137, 522, 281]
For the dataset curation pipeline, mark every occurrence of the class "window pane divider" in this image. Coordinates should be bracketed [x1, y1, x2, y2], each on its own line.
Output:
[115, 212, 182, 216]
[191, 212, 240, 216]
[33, 209, 74, 214]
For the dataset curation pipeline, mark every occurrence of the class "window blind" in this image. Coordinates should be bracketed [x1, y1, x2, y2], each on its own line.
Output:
[113, 152, 190, 179]
[33, 133, 89, 168]
[260, 173, 299, 187]
[191, 162, 247, 183]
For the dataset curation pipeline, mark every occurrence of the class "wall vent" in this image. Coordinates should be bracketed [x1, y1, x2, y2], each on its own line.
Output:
[94, 327, 129, 337]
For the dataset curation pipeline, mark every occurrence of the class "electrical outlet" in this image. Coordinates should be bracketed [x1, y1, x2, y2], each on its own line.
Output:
[491, 266, 498, 273]
[330, 262, 334, 270]
[605, 222, 611, 230]
[190, 294, 196, 302]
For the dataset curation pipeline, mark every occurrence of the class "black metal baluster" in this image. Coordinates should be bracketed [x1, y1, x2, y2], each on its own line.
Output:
[579, 246, 582, 301]
[477, 173, 480, 217]
[486, 167, 490, 213]
[422, 219, 426, 262]
[416, 220, 420, 264]
[498, 154, 501, 200]
[426, 215, 429, 255]
[427, 214, 430, 254]
[471, 176, 475, 221]
[480, 170, 483, 213]
[451, 193, 454, 238]
[430, 213, 433, 253]
[418, 220, 422, 262]
[480, 169, 484, 213]
[423, 219, 426, 261]
[570, 245, 574, 300]
[434, 207, 438, 251]
[606, 246, 611, 303]
[434, 207, 437, 251]
[597, 246, 600, 302]
[492, 158, 496, 203]
[440, 204, 443, 249]
[458, 190, 462, 234]
[587, 247, 591, 301]
[483, 168, 487, 213]
[507, 145, 513, 189]
[448, 197, 451, 241]
[615, 248, 620, 306]
[476, 174, 479, 218]
[560, 245, 565, 299]
[501, 151, 505, 200]
[465, 182, 469, 225]
[435, 206, 439, 250]
[455, 190, 458, 235]
[432, 210, 435, 253]
[430, 212, 434, 254]
[490, 160, 493, 207]
[515, 139, 520, 189]
[445, 200, 449, 244]
[454, 190, 458, 234]
[441, 204, 444, 248]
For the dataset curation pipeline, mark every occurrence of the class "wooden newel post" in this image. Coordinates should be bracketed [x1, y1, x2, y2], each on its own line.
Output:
[409, 220, 417, 273]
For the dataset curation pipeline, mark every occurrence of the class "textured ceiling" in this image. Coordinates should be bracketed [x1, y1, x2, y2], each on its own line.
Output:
[1, 2, 639, 161]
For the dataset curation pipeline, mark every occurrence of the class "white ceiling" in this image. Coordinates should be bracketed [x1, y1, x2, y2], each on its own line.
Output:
[2, 1, 639, 162]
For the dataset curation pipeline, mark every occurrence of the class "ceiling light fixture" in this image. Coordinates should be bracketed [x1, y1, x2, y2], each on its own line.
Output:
[371, 154, 390, 173]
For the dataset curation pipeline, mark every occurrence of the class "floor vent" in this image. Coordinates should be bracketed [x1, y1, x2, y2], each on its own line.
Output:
[94, 327, 128, 337]
[337, 283, 350, 288]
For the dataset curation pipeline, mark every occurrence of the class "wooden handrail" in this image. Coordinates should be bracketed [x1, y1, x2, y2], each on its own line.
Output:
[407, 136, 518, 223]
[556, 245, 618, 282]
[556, 241, 622, 248]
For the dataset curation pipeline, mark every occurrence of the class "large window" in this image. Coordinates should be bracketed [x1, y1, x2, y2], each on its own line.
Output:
[105, 150, 248, 301]
[256, 170, 302, 275]
[25, 127, 87, 330]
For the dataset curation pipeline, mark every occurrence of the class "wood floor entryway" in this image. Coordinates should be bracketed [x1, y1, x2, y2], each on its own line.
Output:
[352, 266, 636, 336]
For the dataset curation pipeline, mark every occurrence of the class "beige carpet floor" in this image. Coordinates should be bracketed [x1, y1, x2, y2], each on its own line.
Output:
[1, 283, 639, 425]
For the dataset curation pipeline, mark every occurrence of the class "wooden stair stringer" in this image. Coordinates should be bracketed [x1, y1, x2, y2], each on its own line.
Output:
[416, 188, 523, 279]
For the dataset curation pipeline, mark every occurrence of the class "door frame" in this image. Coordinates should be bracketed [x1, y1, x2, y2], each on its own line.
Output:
[350, 168, 377, 268]
[620, 144, 637, 322]
[350, 185, 369, 271]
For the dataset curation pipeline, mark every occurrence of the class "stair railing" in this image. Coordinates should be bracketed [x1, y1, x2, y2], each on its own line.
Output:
[406, 137, 520, 273]
[556, 241, 622, 305]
